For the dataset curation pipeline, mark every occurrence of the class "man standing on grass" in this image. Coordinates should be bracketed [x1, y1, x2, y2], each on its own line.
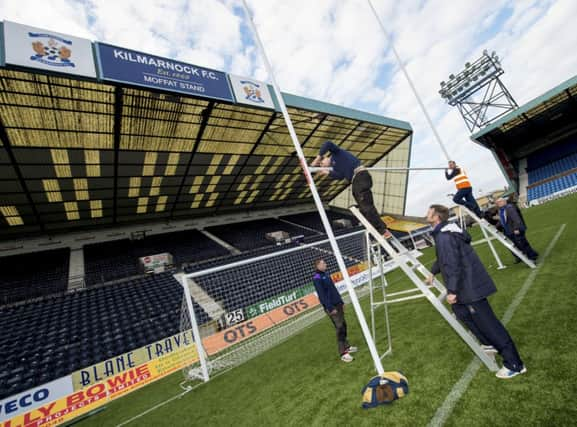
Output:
[425, 204, 527, 379]
[496, 197, 539, 264]
[312, 258, 357, 363]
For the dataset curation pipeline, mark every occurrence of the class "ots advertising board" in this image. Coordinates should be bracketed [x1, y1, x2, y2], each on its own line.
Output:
[228, 74, 275, 109]
[2, 21, 97, 78]
[96, 43, 234, 102]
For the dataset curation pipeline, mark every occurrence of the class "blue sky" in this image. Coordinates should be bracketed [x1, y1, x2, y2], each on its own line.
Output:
[1, 0, 576, 215]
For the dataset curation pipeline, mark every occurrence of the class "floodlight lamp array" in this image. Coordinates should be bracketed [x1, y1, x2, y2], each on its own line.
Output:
[438, 50, 503, 105]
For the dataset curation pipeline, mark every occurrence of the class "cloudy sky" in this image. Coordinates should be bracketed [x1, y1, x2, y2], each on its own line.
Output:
[1, 0, 576, 215]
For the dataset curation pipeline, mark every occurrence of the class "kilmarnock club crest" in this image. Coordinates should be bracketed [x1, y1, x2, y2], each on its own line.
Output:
[28, 32, 75, 68]
[241, 80, 265, 103]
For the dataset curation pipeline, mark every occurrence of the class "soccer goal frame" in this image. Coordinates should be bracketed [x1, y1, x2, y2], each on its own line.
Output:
[175, 228, 393, 382]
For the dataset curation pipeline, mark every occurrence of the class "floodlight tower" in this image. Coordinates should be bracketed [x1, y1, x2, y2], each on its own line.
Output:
[439, 50, 518, 133]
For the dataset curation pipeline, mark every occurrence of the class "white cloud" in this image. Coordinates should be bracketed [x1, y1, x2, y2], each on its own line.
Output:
[1, 0, 576, 218]
[0, 0, 94, 38]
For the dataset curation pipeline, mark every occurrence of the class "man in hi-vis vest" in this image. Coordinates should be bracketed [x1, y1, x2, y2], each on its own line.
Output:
[445, 160, 482, 217]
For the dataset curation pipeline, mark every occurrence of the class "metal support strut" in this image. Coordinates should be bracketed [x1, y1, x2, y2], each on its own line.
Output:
[350, 206, 500, 372]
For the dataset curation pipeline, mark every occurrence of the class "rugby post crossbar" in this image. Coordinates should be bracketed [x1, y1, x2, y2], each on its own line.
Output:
[350, 206, 500, 372]
[242, 0, 386, 375]
[309, 166, 446, 173]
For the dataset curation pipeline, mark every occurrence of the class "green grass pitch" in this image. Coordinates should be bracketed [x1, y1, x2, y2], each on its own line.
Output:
[77, 194, 577, 427]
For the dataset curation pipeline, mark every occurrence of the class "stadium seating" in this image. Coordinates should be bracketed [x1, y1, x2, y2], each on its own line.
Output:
[84, 230, 229, 286]
[0, 214, 373, 401]
[527, 170, 577, 201]
[0, 225, 368, 400]
[205, 218, 319, 252]
[0, 272, 208, 400]
[526, 140, 577, 201]
[0, 248, 70, 305]
[281, 210, 408, 240]
[185, 243, 298, 273]
[527, 151, 577, 184]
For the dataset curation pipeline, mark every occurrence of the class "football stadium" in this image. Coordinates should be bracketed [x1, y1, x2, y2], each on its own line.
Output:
[1, 3, 577, 427]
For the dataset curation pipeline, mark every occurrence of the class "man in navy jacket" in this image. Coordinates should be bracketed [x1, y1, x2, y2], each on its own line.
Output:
[496, 197, 538, 263]
[313, 258, 357, 362]
[310, 141, 390, 237]
[425, 204, 526, 379]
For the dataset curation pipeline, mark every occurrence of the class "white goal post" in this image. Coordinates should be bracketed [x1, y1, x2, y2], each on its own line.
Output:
[175, 230, 365, 381]
[175, 229, 426, 382]
[241, 0, 387, 375]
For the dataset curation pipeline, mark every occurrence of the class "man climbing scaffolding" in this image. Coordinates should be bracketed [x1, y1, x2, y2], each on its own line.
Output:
[310, 141, 391, 238]
[445, 160, 482, 217]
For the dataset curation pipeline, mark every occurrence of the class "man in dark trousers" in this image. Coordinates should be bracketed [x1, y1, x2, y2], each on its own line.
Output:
[311, 141, 391, 238]
[312, 258, 357, 362]
[496, 197, 539, 263]
[445, 160, 482, 217]
[425, 204, 527, 379]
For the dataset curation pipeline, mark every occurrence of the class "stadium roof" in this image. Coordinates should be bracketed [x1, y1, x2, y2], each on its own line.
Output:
[0, 68, 412, 238]
[471, 74, 577, 153]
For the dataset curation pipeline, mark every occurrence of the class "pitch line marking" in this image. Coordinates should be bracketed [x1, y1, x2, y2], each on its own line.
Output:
[427, 224, 566, 427]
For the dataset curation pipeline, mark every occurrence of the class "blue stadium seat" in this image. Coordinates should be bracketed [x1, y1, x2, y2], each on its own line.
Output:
[84, 230, 229, 286]
[0, 272, 208, 401]
[206, 217, 321, 252]
[0, 248, 69, 304]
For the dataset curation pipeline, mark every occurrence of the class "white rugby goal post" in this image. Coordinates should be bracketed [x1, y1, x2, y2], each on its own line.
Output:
[240, 0, 387, 375]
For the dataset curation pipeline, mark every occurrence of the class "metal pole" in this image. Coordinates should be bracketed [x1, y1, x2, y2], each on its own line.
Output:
[367, 0, 452, 163]
[241, 0, 385, 375]
[479, 224, 506, 270]
[350, 206, 499, 371]
[367, 231, 376, 342]
[309, 166, 446, 173]
[176, 273, 210, 382]
[378, 241, 392, 358]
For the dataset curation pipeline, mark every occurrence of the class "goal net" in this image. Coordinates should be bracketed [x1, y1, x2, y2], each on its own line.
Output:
[176, 229, 396, 382]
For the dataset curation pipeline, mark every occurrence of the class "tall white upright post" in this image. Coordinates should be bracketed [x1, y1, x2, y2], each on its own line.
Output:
[367, 0, 451, 163]
[241, 0, 385, 375]
[177, 273, 210, 382]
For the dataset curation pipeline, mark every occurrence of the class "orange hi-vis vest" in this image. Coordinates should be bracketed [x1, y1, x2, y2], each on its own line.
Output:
[453, 167, 472, 190]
